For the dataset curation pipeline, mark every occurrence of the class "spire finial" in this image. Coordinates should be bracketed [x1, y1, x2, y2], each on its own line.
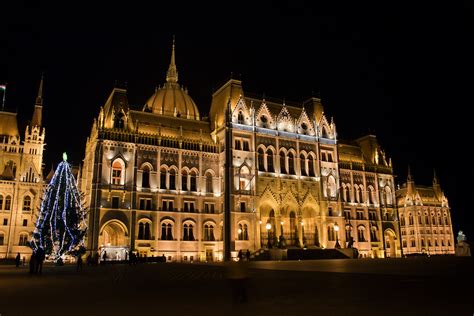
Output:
[36, 74, 44, 106]
[407, 165, 413, 181]
[433, 168, 439, 185]
[166, 36, 178, 83]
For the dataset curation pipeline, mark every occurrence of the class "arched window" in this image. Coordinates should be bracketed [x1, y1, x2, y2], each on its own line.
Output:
[328, 176, 336, 198]
[345, 225, 352, 241]
[181, 170, 188, 191]
[385, 186, 392, 205]
[418, 212, 422, 225]
[357, 226, 366, 242]
[258, 148, 265, 171]
[444, 215, 448, 225]
[237, 111, 244, 124]
[190, 170, 197, 192]
[400, 215, 405, 226]
[19, 233, 29, 246]
[266, 148, 274, 172]
[438, 214, 442, 226]
[368, 186, 375, 204]
[0, 194, 3, 210]
[300, 153, 306, 176]
[205, 173, 213, 193]
[183, 224, 195, 241]
[23, 196, 32, 212]
[243, 224, 248, 240]
[4, 195, 11, 211]
[161, 223, 173, 240]
[358, 186, 364, 203]
[169, 169, 176, 190]
[138, 222, 144, 239]
[308, 155, 315, 177]
[370, 226, 378, 242]
[260, 115, 268, 128]
[239, 166, 250, 191]
[160, 168, 167, 189]
[0, 232, 4, 245]
[112, 160, 124, 185]
[144, 222, 151, 240]
[425, 213, 430, 225]
[279, 151, 286, 174]
[421, 238, 425, 247]
[431, 214, 436, 226]
[408, 213, 414, 225]
[288, 152, 295, 175]
[204, 224, 215, 241]
[142, 165, 151, 188]
[355, 185, 361, 203]
[238, 223, 243, 240]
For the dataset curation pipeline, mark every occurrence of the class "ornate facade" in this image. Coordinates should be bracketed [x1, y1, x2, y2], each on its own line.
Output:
[80, 42, 403, 262]
[396, 169, 455, 255]
[0, 79, 45, 259]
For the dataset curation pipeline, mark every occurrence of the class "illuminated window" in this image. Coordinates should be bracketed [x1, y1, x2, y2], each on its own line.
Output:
[258, 148, 265, 171]
[169, 169, 176, 190]
[190, 171, 197, 192]
[288, 152, 295, 175]
[280, 151, 286, 174]
[204, 224, 215, 241]
[112, 160, 123, 185]
[308, 155, 315, 177]
[357, 226, 366, 242]
[243, 140, 250, 151]
[23, 196, 31, 212]
[327, 226, 335, 241]
[183, 224, 195, 241]
[266, 148, 274, 172]
[161, 223, 173, 240]
[234, 139, 242, 150]
[205, 173, 213, 193]
[19, 233, 28, 246]
[237, 111, 244, 124]
[5, 196, 12, 211]
[141, 164, 151, 188]
[160, 168, 167, 189]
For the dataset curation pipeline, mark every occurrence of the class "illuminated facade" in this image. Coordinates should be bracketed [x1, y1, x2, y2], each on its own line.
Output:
[396, 169, 455, 255]
[0, 79, 45, 259]
[80, 42, 402, 262]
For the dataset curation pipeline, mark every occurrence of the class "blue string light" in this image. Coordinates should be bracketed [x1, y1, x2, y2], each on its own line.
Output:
[31, 153, 87, 262]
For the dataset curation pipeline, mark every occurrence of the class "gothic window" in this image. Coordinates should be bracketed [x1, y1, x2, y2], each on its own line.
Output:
[444, 215, 448, 225]
[183, 224, 195, 241]
[160, 168, 167, 189]
[421, 238, 425, 247]
[144, 222, 151, 240]
[238, 223, 244, 240]
[327, 225, 335, 241]
[138, 223, 144, 239]
[345, 225, 352, 241]
[243, 224, 248, 240]
[266, 148, 274, 172]
[205, 173, 213, 193]
[425, 213, 430, 225]
[112, 160, 124, 185]
[240, 202, 246, 212]
[300, 153, 307, 176]
[290, 212, 297, 245]
[169, 169, 176, 190]
[288, 152, 295, 175]
[161, 222, 173, 240]
[368, 186, 375, 204]
[23, 196, 31, 212]
[243, 140, 250, 151]
[408, 213, 414, 225]
[258, 148, 265, 171]
[141, 164, 151, 188]
[237, 111, 244, 124]
[308, 155, 315, 177]
[235, 139, 242, 150]
[357, 226, 366, 242]
[385, 186, 392, 205]
[181, 170, 188, 191]
[190, 170, 197, 192]
[370, 226, 378, 242]
[327, 175, 336, 198]
[204, 224, 215, 241]
[113, 112, 125, 129]
[418, 212, 422, 224]
[0, 194, 3, 210]
[0, 232, 4, 245]
[280, 151, 286, 174]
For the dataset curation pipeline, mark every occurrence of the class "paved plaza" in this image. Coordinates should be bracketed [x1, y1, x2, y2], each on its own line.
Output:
[0, 257, 472, 316]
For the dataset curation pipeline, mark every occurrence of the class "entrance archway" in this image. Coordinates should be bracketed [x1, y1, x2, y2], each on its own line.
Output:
[100, 220, 129, 261]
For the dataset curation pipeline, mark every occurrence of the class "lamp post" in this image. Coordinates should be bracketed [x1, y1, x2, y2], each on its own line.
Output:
[266, 223, 272, 249]
[334, 223, 341, 249]
[259, 220, 263, 248]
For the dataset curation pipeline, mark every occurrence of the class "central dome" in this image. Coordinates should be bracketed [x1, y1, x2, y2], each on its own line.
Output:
[145, 40, 200, 120]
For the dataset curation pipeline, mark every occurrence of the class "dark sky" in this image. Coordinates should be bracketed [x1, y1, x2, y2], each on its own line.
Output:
[3, 1, 474, 239]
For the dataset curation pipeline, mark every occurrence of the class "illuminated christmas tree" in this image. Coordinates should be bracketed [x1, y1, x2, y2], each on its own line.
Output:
[31, 152, 87, 262]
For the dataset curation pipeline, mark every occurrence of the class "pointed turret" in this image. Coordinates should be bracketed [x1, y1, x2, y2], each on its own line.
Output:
[433, 168, 442, 198]
[31, 75, 44, 127]
[433, 168, 439, 185]
[166, 36, 178, 84]
[407, 165, 415, 196]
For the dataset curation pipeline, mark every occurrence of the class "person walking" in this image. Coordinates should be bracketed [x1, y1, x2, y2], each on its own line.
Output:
[246, 249, 250, 262]
[15, 252, 21, 268]
[102, 250, 107, 264]
[35, 248, 45, 275]
[29, 251, 37, 274]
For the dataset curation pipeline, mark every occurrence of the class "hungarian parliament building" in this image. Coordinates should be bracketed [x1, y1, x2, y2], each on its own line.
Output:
[0, 43, 456, 261]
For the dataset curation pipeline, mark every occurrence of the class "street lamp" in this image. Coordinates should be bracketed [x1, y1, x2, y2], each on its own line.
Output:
[334, 223, 341, 249]
[266, 223, 272, 249]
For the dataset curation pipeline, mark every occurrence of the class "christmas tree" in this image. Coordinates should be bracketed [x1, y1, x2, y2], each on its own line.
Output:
[31, 152, 87, 262]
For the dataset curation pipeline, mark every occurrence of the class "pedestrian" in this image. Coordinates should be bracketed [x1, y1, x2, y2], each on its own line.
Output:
[238, 249, 243, 262]
[76, 255, 83, 272]
[162, 254, 166, 263]
[35, 248, 45, 274]
[86, 253, 92, 266]
[246, 249, 250, 262]
[102, 250, 107, 264]
[29, 251, 36, 274]
[22, 256, 26, 267]
[15, 252, 21, 268]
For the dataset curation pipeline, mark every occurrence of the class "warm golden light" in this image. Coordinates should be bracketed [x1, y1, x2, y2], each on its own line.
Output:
[334, 223, 339, 232]
[266, 223, 271, 230]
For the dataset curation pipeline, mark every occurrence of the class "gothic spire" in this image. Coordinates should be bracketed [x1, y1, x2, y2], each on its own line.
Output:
[407, 165, 413, 181]
[31, 75, 44, 127]
[433, 168, 439, 185]
[166, 36, 178, 83]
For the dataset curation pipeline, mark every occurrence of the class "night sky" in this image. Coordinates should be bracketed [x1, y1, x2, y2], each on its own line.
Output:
[3, 1, 473, 239]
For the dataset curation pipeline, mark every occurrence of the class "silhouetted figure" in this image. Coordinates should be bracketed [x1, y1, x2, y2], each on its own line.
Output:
[246, 249, 250, 262]
[22, 256, 26, 267]
[35, 248, 45, 274]
[162, 254, 166, 263]
[102, 251, 107, 264]
[29, 252, 36, 274]
[15, 253, 21, 268]
[86, 254, 92, 266]
[238, 250, 243, 262]
[76, 255, 83, 272]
